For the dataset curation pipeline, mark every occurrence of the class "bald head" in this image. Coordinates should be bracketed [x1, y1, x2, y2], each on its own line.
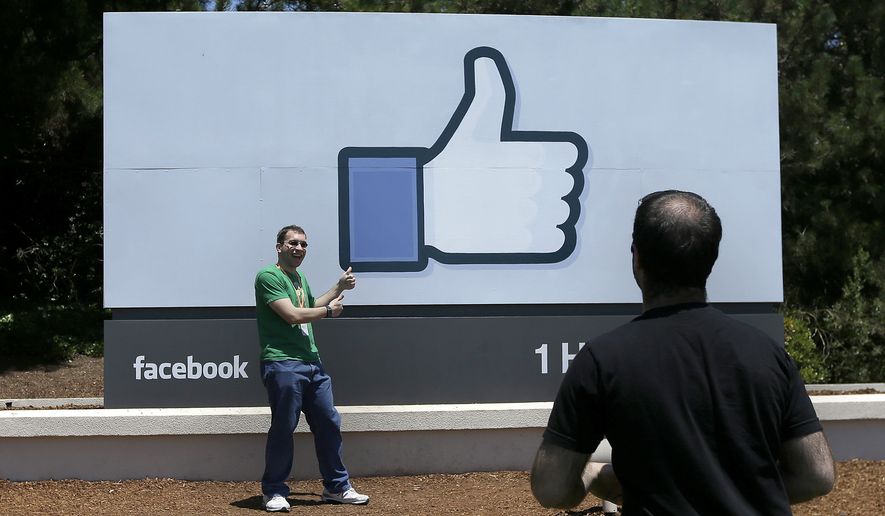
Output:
[632, 190, 722, 296]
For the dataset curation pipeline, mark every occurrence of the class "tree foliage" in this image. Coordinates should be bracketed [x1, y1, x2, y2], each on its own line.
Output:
[1, 0, 882, 379]
[1, 1, 102, 309]
[0, 0, 204, 366]
[773, 2, 884, 381]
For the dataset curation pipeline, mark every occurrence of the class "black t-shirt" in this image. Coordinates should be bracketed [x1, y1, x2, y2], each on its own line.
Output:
[544, 303, 822, 516]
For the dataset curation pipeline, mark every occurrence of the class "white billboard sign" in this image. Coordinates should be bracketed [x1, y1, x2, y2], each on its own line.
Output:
[104, 12, 781, 307]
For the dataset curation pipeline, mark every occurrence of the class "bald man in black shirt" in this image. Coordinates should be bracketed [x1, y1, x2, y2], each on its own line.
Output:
[531, 191, 835, 515]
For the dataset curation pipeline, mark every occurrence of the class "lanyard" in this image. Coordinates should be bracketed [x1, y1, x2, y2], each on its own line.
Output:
[278, 266, 305, 308]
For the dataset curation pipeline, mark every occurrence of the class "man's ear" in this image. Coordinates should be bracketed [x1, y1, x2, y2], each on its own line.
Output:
[631, 243, 644, 288]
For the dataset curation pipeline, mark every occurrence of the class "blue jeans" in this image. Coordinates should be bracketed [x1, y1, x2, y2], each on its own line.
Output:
[260, 360, 351, 497]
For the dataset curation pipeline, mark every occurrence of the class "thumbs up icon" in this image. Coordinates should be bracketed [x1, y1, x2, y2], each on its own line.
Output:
[339, 47, 588, 272]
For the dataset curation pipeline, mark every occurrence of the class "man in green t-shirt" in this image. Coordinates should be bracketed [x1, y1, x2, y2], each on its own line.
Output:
[255, 224, 369, 512]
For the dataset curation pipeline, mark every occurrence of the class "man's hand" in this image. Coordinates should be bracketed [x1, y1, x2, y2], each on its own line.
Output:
[317, 268, 355, 308]
[337, 266, 356, 291]
[328, 293, 345, 317]
[582, 461, 623, 505]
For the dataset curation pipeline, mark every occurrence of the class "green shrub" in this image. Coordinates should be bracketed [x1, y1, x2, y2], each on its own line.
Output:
[0, 304, 106, 370]
[815, 249, 885, 382]
[783, 310, 828, 383]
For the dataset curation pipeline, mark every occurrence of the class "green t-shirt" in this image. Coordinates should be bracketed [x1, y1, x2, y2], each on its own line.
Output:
[254, 264, 320, 362]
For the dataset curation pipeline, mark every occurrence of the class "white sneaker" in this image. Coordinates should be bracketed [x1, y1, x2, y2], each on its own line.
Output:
[262, 494, 290, 512]
[321, 487, 369, 505]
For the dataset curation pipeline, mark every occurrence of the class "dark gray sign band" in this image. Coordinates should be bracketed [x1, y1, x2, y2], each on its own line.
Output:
[104, 312, 783, 408]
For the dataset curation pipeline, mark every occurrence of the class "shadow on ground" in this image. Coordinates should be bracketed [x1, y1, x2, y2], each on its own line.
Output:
[230, 491, 325, 511]
[566, 506, 606, 515]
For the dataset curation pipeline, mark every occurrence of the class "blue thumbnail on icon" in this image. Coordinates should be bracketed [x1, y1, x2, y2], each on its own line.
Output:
[344, 156, 421, 268]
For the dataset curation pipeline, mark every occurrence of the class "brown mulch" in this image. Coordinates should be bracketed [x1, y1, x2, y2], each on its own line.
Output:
[0, 462, 882, 515]
[0, 354, 104, 400]
[0, 356, 883, 514]
[807, 388, 882, 395]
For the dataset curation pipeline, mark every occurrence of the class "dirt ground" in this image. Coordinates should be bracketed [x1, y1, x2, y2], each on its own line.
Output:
[0, 354, 105, 400]
[1, 356, 884, 515]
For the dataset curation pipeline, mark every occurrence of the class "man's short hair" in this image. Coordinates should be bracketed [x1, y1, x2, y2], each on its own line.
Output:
[632, 190, 722, 293]
[276, 225, 306, 244]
